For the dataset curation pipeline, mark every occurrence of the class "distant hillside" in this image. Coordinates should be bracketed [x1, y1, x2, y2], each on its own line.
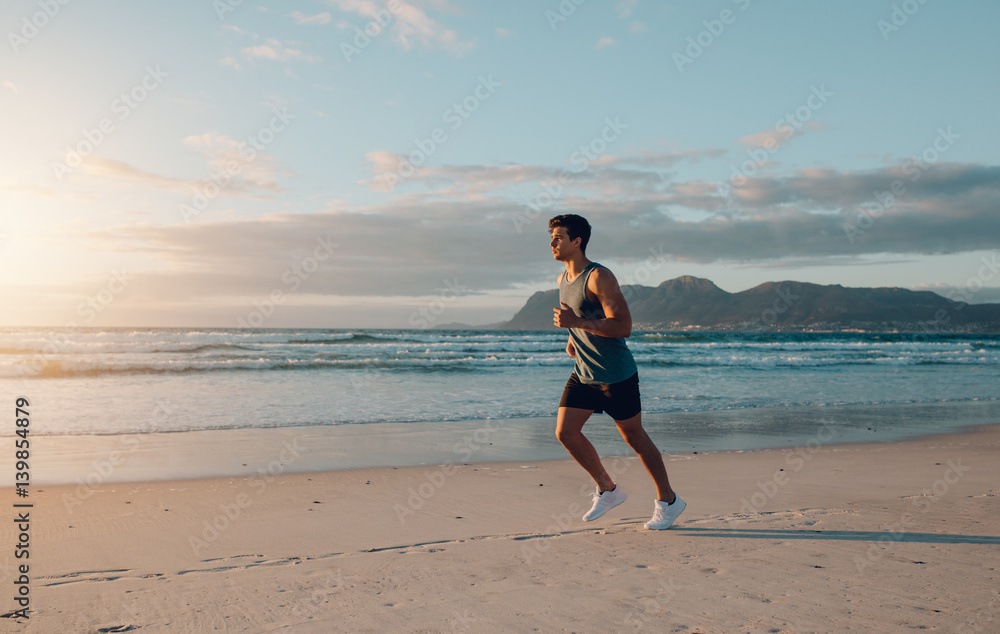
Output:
[498, 275, 1000, 332]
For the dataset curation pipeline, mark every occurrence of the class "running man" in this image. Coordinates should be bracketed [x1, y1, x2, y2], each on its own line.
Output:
[548, 214, 685, 529]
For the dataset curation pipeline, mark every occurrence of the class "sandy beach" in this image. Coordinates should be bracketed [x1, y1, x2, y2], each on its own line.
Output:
[1, 420, 997, 632]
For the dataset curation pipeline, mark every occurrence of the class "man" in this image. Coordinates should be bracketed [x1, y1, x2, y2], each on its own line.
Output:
[549, 214, 685, 529]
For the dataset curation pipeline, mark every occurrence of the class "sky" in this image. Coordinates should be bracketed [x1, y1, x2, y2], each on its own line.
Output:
[1, 0, 998, 328]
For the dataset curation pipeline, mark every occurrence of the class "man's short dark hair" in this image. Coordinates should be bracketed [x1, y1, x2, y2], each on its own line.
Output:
[548, 214, 591, 253]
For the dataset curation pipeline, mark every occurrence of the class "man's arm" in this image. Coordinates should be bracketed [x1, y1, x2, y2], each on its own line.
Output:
[552, 267, 632, 338]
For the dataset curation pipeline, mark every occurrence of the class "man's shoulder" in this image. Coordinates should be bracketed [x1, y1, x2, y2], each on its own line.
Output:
[588, 264, 618, 284]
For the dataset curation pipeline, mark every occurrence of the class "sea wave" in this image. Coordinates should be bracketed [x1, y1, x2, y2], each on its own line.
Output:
[6, 351, 998, 378]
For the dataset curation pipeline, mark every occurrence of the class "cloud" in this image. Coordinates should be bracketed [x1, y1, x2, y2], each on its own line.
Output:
[727, 162, 998, 211]
[292, 11, 332, 25]
[93, 207, 544, 299]
[218, 56, 240, 70]
[78, 157, 195, 192]
[328, 0, 474, 55]
[621, 147, 729, 168]
[182, 132, 291, 195]
[0, 177, 87, 200]
[75, 153, 1000, 311]
[595, 37, 616, 49]
[358, 147, 727, 195]
[370, 156, 1000, 262]
[2, 81, 19, 95]
[911, 282, 1000, 305]
[495, 27, 514, 39]
[629, 21, 646, 33]
[69, 133, 292, 199]
[360, 151, 557, 194]
[740, 121, 828, 150]
[173, 94, 216, 112]
[241, 39, 320, 63]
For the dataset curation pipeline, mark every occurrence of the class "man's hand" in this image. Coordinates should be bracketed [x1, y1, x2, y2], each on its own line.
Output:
[566, 340, 576, 357]
[553, 302, 579, 329]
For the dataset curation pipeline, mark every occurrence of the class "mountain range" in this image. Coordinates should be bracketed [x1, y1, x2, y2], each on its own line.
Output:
[489, 276, 1000, 332]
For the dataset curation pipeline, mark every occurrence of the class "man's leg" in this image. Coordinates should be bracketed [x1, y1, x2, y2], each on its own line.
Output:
[614, 413, 675, 503]
[556, 406, 616, 492]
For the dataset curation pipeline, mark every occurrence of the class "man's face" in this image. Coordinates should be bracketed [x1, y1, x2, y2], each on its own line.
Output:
[549, 227, 578, 261]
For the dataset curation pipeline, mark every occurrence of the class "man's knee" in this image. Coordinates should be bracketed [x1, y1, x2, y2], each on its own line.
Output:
[622, 430, 644, 447]
[556, 408, 591, 444]
[616, 420, 645, 444]
[556, 426, 580, 445]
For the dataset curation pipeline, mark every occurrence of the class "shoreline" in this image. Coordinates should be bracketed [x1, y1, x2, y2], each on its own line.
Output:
[4, 419, 998, 631]
[10, 400, 1000, 486]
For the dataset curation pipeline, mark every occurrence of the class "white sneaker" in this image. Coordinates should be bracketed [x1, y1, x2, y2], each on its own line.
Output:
[582, 485, 627, 521]
[644, 496, 685, 530]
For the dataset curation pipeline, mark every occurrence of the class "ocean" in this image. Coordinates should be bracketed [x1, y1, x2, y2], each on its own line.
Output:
[3, 327, 998, 439]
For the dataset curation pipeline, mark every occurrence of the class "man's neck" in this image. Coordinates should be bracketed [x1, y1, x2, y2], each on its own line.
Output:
[563, 254, 592, 281]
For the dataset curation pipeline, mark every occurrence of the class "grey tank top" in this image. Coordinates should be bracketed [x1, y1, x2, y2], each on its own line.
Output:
[558, 261, 637, 385]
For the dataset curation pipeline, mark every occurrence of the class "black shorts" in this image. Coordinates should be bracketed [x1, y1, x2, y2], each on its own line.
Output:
[559, 372, 641, 421]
